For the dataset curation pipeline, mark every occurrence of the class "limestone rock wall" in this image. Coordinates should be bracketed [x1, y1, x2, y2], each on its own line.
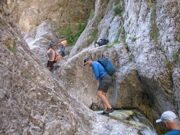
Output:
[2, 0, 95, 65]
[63, 0, 180, 119]
[0, 17, 143, 135]
[0, 17, 91, 135]
[3, 0, 95, 33]
[24, 21, 56, 65]
[1, 0, 179, 130]
[57, 44, 155, 122]
[122, 0, 180, 117]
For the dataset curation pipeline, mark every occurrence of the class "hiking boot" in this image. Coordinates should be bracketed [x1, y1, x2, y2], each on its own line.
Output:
[104, 108, 114, 114]
[101, 111, 109, 115]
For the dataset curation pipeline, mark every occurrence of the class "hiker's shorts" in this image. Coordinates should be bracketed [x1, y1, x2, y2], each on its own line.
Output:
[47, 61, 56, 71]
[98, 74, 112, 93]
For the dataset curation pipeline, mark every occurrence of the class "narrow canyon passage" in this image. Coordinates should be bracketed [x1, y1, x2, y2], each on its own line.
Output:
[0, 0, 179, 135]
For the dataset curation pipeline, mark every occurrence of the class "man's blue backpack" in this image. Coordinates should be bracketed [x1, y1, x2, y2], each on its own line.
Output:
[97, 57, 116, 76]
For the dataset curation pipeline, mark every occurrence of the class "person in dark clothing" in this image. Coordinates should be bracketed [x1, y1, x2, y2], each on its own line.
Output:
[84, 57, 114, 114]
[156, 111, 180, 135]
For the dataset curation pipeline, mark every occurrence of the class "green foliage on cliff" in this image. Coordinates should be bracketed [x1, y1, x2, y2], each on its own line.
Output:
[130, 36, 137, 42]
[175, 34, 180, 42]
[148, 0, 156, 6]
[164, 49, 179, 67]
[172, 50, 180, 63]
[119, 27, 126, 43]
[119, 27, 130, 52]
[57, 23, 86, 45]
[89, 9, 95, 20]
[21, 70, 33, 80]
[5, 38, 16, 54]
[113, 4, 122, 16]
[87, 28, 98, 44]
[149, 1, 159, 43]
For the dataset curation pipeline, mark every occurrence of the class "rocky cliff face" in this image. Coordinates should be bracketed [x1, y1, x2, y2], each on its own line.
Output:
[14, 0, 179, 121]
[0, 16, 91, 134]
[1, 0, 179, 134]
[122, 0, 180, 116]
[0, 16, 145, 135]
[3, 0, 95, 64]
[4, 0, 94, 33]
[58, 0, 180, 121]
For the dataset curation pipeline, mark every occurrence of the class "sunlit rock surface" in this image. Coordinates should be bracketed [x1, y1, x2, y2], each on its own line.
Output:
[100, 110, 157, 135]
[67, 0, 180, 119]
[1, 0, 179, 134]
[0, 16, 145, 135]
[5, 0, 95, 33]
[24, 21, 56, 65]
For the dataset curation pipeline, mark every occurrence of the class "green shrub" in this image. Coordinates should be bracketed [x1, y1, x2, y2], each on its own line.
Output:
[150, 4, 159, 42]
[120, 27, 126, 43]
[87, 28, 98, 44]
[131, 36, 137, 42]
[5, 38, 16, 54]
[172, 50, 180, 63]
[119, 27, 130, 52]
[175, 34, 180, 42]
[113, 4, 122, 16]
[125, 44, 130, 52]
[106, 42, 119, 48]
[7, 45, 16, 53]
[89, 9, 95, 20]
[58, 23, 86, 45]
[129, 54, 134, 61]
[113, 38, 120, 44]
[164, 59, 172, 69]
[148, 0, 156, 7]
[106, 44, 113, 48]
[21, 70, 32, 80]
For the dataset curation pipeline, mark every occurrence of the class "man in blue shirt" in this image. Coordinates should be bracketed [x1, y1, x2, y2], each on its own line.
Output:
[156, 111, 180, 135]
[84, 57, 114, 114]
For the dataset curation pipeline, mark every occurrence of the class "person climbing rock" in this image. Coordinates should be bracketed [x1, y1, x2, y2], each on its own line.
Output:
[47, 41, 60, 71]
[156, 111, 180, 135]
[84, 57, 114, 114]
[58, 39, 67, 57]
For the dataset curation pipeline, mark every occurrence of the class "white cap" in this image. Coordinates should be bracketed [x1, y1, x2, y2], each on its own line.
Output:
[156, 111, 177, 123]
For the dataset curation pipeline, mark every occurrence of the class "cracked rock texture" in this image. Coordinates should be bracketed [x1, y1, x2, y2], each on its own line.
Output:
[0, 17, 143, 135]
[58, 0, 180, 122]
[2, 0, 94, 33]
[1, 0, 179, 134]
[19, 0, 179, 122]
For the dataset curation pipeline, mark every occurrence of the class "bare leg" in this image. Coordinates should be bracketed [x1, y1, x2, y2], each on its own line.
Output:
[101, 92, 108, 110]
[101, 100, 107, 110]
[97, 91, 112, 110]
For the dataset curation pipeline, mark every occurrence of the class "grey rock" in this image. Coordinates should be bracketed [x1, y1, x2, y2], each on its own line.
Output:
[0, 16, 142, 135]
[60, 0, 180, 121]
